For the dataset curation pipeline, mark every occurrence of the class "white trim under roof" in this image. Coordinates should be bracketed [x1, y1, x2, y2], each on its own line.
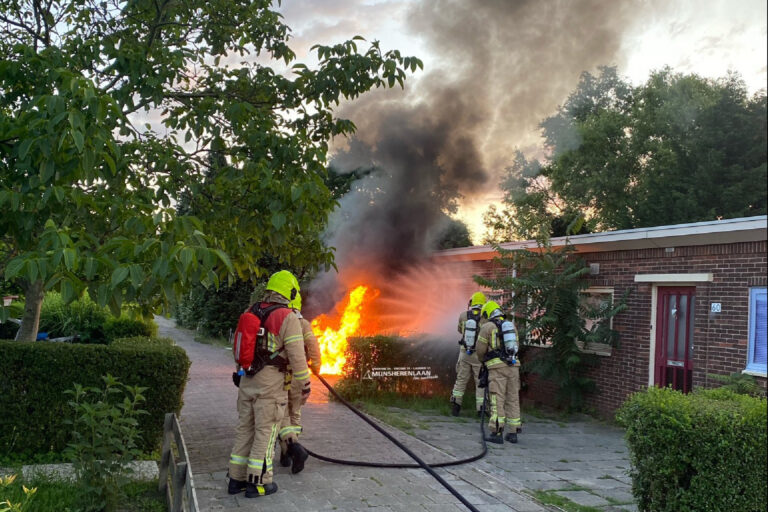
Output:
[634, 273, 713, 283]
[434, 216, 767, 261]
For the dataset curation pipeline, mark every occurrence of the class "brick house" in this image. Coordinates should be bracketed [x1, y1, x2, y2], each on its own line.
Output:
[433, 216, 767, 417]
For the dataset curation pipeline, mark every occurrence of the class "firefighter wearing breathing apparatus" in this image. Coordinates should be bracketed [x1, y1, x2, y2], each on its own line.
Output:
[476, 300, 522, 444]
[227, 270, 311, 498]
[278, 292, 322, 474]
[450, 292, 488, 417]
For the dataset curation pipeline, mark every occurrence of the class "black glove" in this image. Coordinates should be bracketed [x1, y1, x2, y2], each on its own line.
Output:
[232, 372, 241, 388]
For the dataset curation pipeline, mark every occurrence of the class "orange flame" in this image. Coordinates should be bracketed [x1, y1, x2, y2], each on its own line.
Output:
[311, 285, 377, 375]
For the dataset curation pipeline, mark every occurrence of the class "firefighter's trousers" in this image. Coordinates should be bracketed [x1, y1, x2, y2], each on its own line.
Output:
[278, 376, 305, 455]
[487, 364, 521, 434]
[229, 366, 287, 485]
[452, 350, 484, 411]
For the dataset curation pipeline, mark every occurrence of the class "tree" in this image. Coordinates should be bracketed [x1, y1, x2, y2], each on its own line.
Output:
[0, 0, 421, 340]
[495, 67, 767, 236]
[435, 217, 472, 249]
[475, 242, 627, 410]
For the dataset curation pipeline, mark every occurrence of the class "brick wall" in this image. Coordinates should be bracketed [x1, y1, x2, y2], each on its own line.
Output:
[466, 241, 767, 417]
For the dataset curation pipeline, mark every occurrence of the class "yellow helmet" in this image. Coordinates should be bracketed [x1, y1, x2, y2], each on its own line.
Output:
[469, 292, 487, 307]
[289, 291, 302, 311]
[266, 270, 299, 301]
[481, 300, 503, 319]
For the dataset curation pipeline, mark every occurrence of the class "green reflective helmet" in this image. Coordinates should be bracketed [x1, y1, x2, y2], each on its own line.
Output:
[289, 291, 302, 311]
[481, 300, 503, 319]
[266, 270, 299, 301]
[469, 292, 487, 307]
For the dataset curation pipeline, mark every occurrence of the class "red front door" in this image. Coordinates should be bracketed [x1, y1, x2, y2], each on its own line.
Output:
[654, 287, 696, 393]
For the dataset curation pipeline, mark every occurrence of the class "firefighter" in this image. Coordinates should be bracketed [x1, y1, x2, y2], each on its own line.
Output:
[278, 291, 322, 474]
[450, 292, 487, 417]
[227, 270, 311, 498]
[476, 300, 522, 444]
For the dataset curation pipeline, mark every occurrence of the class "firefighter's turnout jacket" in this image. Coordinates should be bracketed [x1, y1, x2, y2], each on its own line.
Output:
[476, 319, 522, 434]
[451, 309, 486, 411]
[279, 315, 322, 452]
[229, 291, 310, 486]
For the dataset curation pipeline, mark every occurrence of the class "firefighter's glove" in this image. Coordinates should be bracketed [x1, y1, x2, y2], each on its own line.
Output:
[310, 363, 321, 375]
[232, 372, 241, 388]
[300, 382, 311, 405]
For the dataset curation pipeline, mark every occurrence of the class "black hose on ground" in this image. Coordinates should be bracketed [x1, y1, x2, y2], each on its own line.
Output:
[307, 372, 490, 512]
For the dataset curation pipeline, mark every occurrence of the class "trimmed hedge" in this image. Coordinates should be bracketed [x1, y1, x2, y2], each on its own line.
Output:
[617, 386, 767, 512]
[0, 337, 190, 460]
[338, 336, 456, 399]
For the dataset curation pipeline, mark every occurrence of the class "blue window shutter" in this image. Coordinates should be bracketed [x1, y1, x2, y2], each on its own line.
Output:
[754, 291, 767, 366]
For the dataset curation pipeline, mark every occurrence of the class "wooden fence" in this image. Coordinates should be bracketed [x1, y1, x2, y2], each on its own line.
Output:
[158, 413, 200, 512]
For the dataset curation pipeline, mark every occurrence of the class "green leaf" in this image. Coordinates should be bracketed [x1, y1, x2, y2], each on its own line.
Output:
[271, 212, 286, 230]
[72, 131, 84, 152]
[4, 258, 25, 280]
[111, 267, 129, 288]
[63, 248, 76, 271]
[18, 138, 34, 160]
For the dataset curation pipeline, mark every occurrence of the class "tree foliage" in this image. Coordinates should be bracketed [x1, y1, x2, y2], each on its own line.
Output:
[488, 67, 767, 240]
[476, 242, 627, 410]
[0, 0, 421, 340]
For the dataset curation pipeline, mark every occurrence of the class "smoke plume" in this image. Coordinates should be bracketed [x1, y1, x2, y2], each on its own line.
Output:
[307, 0, 670, 327]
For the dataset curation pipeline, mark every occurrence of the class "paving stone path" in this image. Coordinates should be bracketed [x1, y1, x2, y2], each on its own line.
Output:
[157, 317, 637, 512]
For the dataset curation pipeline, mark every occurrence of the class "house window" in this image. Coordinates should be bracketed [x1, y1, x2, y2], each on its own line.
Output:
[578, 287, 615, 356]
[746, 287, 767, 376]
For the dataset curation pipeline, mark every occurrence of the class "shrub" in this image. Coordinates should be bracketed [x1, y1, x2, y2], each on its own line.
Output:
[0, 339, 190, 460]
[38, 293, 108, 343]
[174, 280, 255, 338]
[103, 317, 158, 342]
[64, 375, 146, 512]
[617, 386, 767, 512]
[337, 336, 455, 400]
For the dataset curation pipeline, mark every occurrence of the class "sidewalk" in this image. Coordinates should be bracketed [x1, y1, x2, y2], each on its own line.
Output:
[156, 317, 636, 512]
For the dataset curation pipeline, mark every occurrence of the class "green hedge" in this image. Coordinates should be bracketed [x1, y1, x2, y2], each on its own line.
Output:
[0, 337, 190, 460]
[338, 336, 456, 399]
[617, 386, 767, 512]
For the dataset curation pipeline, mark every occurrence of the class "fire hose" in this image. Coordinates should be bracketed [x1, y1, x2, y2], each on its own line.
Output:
[306, 371, 489, 512]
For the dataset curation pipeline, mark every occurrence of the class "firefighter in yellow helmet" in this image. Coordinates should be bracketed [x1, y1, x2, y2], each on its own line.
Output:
[450, 291, 487, 417]
[476, 300, 522, 444]
[277, 291, 322, 474]
[227, 270, 311, 498]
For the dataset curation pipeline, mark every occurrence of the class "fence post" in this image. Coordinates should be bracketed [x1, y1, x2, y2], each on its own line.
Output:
[158, 413, 173, 494]
[172, 461, 188, 512]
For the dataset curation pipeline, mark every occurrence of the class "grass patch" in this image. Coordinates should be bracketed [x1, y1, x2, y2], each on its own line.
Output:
[529, 489, 602, 512]
[0, 476, 165, 512]
[193, 333, 230, 348]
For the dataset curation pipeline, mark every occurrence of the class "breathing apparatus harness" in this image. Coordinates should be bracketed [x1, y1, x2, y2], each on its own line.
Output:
[459, 307, 482, 354]
[232, 304, 290, 386]
[483, 315, 519, 366]
[307, 370, 489, 512]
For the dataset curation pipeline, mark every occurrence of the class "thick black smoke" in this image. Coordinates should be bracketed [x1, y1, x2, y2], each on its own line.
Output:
[308, 0, 671, 312]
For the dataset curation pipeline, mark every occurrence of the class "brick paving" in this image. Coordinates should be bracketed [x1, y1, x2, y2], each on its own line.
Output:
[157, 317, 637, 512]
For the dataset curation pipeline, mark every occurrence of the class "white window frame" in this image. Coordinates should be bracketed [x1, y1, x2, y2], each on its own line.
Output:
[577, 287, 615, 356]
[744, 287, 767, 377]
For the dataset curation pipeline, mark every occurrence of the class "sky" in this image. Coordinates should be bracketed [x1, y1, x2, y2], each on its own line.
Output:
[273, 0, 767, 243]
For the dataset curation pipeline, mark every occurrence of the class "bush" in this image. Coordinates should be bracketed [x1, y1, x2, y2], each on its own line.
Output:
[103, 316, 158, 342]
[38, 293, 109, 343]
[0, 338, 190, 460]
[64, 375, 146, 512]
[174, 280, 254, 338]
[617, 386, 767, 512]
[337, 336, 455, 400]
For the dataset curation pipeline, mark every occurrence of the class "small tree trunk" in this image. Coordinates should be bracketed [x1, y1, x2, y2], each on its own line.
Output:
[15, 280, 44, 342]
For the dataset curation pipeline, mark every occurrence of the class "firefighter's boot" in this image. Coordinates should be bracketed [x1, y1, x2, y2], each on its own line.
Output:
[485, 429, 504, 444]
[504, 432, 518, 443]
[450, 397, 461, 417]
[289, 441, 308, 474]
[227, 477, 247, 495]
[245, 482, 278, 498]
